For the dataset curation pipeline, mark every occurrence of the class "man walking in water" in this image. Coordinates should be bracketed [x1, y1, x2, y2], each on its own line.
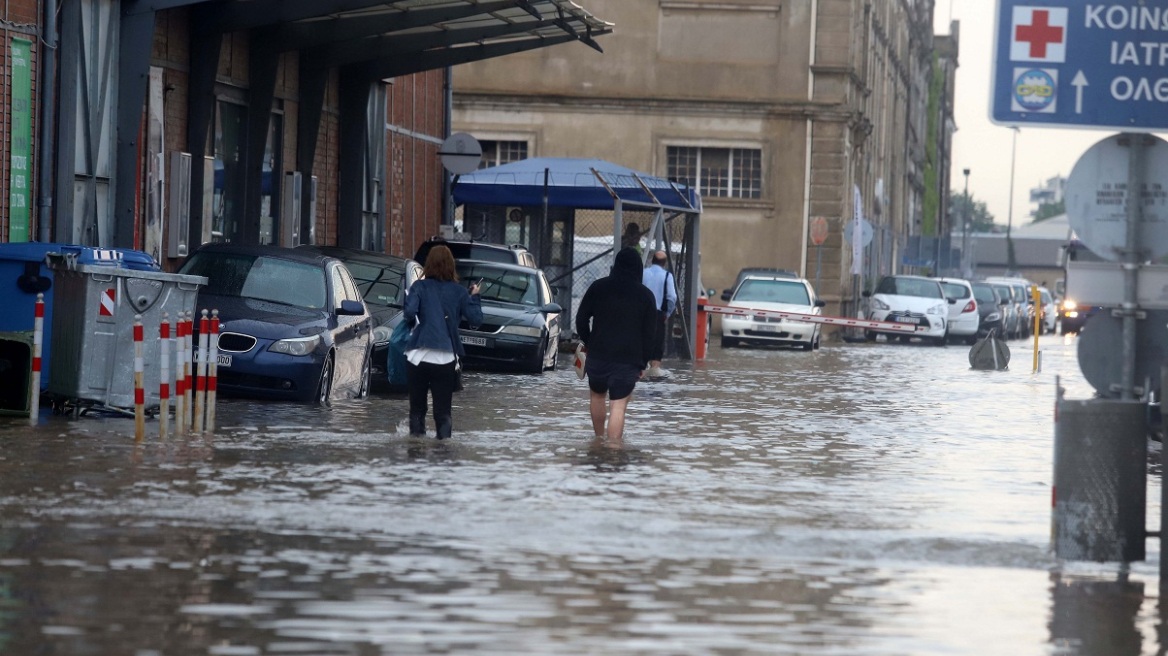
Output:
[641, 250, 677, 377]
[575, 247, 658, 440]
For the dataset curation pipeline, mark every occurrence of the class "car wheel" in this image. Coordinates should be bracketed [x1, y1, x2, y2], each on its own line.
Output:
[898, 334, 912, 343]
[933, 335, 947, 347]
[315, 354, 335, 407]
[721, 335, 738, 348]
[356, 348, 372, 399]
[800, 340, 813, 351]
[528, 339, 547, 374]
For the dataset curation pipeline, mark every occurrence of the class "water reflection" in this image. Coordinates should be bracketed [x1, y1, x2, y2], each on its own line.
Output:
[0, 334, 1161, 653]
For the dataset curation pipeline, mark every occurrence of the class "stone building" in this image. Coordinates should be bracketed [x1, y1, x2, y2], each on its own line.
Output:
[0, 1, 611, 268]
[454, 0, 957, 319]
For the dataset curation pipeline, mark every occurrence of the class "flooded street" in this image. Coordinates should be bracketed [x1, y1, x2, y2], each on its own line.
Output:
[0, 334, 1161, 655]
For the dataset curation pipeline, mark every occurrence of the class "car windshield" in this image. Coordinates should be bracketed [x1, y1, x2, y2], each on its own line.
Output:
[1041, 290, 1053, 303]
[973, 285, 997, 304]
[940, 282, 970, 300]
[343, 260, 406, 309]
[183, 252, 327, 310]
[875, 277, 942, 299]
[455, 262, 541, 307]
[734, 279, 811, 305]
[992, 285, 1013, 301]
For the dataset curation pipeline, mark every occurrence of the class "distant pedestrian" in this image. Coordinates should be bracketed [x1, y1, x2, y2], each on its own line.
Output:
[621, 222, 643, 256]
[403, 245, 483, 439]
[575, 247, 658, 440]
[641, 250, 678, 377]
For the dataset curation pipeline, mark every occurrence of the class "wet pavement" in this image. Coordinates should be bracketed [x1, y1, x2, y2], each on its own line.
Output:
[0, 333, 1162, 655]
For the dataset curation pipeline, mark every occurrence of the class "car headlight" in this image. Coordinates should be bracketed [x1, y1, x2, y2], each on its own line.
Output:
[927, 304, 945, 315]
[871, 298, 890, 311]
[268, 334, 321, 356]
[372, 325, 392, 346]
[1062, 299, 1077, 310]
[986, 312, 1001, 322]
[499, 324, 543, 338]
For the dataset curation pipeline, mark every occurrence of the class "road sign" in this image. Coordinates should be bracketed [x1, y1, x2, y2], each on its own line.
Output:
[842, 218, 873, 247]
[810, 216, 829, 246]
[991, 2, 1168, 131]
[1065, 134, 1168, 259]
[439, 132, 482, 175]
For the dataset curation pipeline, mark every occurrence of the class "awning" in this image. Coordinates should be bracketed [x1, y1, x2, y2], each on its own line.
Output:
[452, 157, 700, 211]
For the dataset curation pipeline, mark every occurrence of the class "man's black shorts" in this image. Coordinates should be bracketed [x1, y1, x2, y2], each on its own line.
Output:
[585, 356, 641, 400]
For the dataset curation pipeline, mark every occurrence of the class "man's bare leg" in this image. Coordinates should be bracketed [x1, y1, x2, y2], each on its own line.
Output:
[606, 396, 632, 439]
[589, 391, 608, 437]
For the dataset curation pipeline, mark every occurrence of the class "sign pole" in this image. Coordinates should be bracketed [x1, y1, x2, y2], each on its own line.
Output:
[1120, 134, 1145, 400]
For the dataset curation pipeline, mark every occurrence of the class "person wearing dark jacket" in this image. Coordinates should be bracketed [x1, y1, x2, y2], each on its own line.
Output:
[403, 245, 483, 439]
[575, 246, 658, 439]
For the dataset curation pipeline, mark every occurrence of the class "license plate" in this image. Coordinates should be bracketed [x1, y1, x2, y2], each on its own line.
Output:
[896, 316, 917, 323]
[216, 353, 232, 368]
[757, 325, 780, 332]
[461, 335, 487, 347]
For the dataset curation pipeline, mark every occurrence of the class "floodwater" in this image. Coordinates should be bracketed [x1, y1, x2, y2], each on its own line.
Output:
[0, 333, 1162, 655]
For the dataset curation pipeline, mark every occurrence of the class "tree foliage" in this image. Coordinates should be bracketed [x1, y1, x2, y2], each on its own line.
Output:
[948, 193, 996, 233]
[1032, 200, 1065, 222]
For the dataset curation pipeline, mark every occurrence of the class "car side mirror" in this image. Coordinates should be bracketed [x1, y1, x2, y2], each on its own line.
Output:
[338, 299, 365, 316]
[538, 302, 563, 314]
[815, 299, 826, 308]
[948, 298, 957, 304]
[721, 290, 732, 301]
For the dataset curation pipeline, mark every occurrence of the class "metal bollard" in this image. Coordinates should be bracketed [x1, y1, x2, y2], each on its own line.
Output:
[206, 310, 219, 433]
[174, 314, 186, 437]
[194, 310, 209, 433]
[28, 293, 44, 427]
[184, 311, 193, 430]
[133, 315, 145, 442]
[159, 314, 170, 440]
[1052, 396, 1147, 562]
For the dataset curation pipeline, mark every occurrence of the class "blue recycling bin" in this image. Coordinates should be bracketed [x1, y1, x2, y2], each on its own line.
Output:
[0, 243, 159, 392]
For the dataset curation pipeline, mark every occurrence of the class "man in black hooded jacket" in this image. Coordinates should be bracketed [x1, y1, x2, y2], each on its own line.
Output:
[575, 246, 658, 439]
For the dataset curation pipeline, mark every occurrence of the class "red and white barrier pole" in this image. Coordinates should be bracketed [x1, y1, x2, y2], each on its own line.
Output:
[184, 311, 193, 430]
[695, 297, 708, 360]
[194, 309, 209, 433]
[159, 313, 171, 440]
[134, 315, 145, 442]
[175, 313, 186, 437]
[206, 309, 219, 433]
[28, 292, 44, 426]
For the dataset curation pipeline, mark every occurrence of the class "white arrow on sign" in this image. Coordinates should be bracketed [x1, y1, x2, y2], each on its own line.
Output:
[1072, 71, 1088, 114]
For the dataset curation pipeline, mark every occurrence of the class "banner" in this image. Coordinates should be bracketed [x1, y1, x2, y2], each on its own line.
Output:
[8, 39, 32, 242]
[851, 185, 864, 276]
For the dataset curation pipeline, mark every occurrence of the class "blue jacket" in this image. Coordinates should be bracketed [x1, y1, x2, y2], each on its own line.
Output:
[403, 278, 483, 356]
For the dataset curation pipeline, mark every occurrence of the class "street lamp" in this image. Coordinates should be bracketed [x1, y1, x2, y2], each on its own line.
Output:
[1006, 127, 1020, 273]
[962, 168, 971, 276]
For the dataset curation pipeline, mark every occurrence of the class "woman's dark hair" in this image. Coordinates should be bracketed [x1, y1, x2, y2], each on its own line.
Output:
[423, 245, 458, 282]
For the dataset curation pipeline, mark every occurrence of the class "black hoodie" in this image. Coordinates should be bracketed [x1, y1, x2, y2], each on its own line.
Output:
[575, 247, 658, 368]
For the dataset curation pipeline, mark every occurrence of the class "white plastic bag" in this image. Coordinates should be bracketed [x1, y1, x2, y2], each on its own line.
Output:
[573, 343, 587, 380]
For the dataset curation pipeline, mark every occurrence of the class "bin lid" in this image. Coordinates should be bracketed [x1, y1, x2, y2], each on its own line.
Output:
[0, 243, 159, 271]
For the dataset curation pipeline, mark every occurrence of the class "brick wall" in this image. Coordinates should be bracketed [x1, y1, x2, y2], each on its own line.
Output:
[385, 69, 446, 258]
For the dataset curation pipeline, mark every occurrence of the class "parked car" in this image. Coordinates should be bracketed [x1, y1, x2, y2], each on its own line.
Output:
[453, 260, 562, 373]
[722, 267, 799, 300]
[415, 236, 537, 268]
[721, 274, 825, 350]
[297, 245, 423, 388]
[178, 243, 374, 405]
[970, 281, 1006, 339]
[1059, 296, 1101, 334]
[936, 277, 980, 345]
[1037, 286, 1058, 334]
[987, 281, 1021, 339]
[986, 276, 1034, 339]
[863, 275, 949, 345]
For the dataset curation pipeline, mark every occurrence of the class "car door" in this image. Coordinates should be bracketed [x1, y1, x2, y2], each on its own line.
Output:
[330, 263, 370, 391]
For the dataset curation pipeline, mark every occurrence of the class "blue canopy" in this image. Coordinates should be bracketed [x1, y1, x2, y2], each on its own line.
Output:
[452, 157, 699, 211]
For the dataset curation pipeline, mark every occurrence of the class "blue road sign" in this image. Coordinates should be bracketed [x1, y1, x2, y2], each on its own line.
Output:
[991, 1, 1168, 131]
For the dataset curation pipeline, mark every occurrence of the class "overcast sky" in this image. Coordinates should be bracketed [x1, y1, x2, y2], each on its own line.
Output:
[936, 2, 1163, 228]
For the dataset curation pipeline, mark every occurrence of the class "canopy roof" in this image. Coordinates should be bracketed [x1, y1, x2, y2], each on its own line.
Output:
[452, 157, 699, 211]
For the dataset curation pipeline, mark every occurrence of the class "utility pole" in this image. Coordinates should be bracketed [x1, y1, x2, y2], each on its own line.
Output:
[962, 168, 971, 277]
[1006, 128, 1020, 273]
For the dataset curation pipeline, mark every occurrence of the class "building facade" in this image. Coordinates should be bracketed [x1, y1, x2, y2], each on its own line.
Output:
[454, 0, 956, 318]
[0, 1, 611, 269]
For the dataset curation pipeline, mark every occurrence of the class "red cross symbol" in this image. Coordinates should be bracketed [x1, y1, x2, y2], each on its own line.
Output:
[1015, 9, 1064, 59]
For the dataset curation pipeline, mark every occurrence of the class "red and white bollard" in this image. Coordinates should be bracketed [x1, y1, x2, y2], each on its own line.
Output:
[206, 309, 220, 433]
[194, 309, 209, 433]
[183, 311, 193, 430]
[28, 293, 44, 427]
[175, 313, 187, 437]
[133, 315, 145, 442]
[159, 313, 171, 440]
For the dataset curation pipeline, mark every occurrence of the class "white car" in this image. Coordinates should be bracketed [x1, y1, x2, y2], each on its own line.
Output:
[1037, 286, 1058, 334]
[937, 277, 980, 345]
[721, 275, 825, 350]
[864, 275, 949, 346]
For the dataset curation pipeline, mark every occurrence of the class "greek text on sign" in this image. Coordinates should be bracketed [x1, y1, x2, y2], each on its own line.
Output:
[99, 288, 116, 317]
[991, 2, 1168, 131]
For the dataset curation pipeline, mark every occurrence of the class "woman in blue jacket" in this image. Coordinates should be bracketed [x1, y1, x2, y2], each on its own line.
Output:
[403, 245, 483, 438]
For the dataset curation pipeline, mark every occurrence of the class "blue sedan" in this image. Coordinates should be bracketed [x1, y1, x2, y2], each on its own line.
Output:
[179, 244, 373, 405]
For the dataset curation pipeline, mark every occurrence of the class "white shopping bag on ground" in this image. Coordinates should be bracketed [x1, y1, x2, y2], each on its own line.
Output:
[573, 344, 587, 380]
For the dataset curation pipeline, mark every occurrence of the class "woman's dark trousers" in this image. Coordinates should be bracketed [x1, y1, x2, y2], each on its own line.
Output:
[406, 360, 458, 438]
